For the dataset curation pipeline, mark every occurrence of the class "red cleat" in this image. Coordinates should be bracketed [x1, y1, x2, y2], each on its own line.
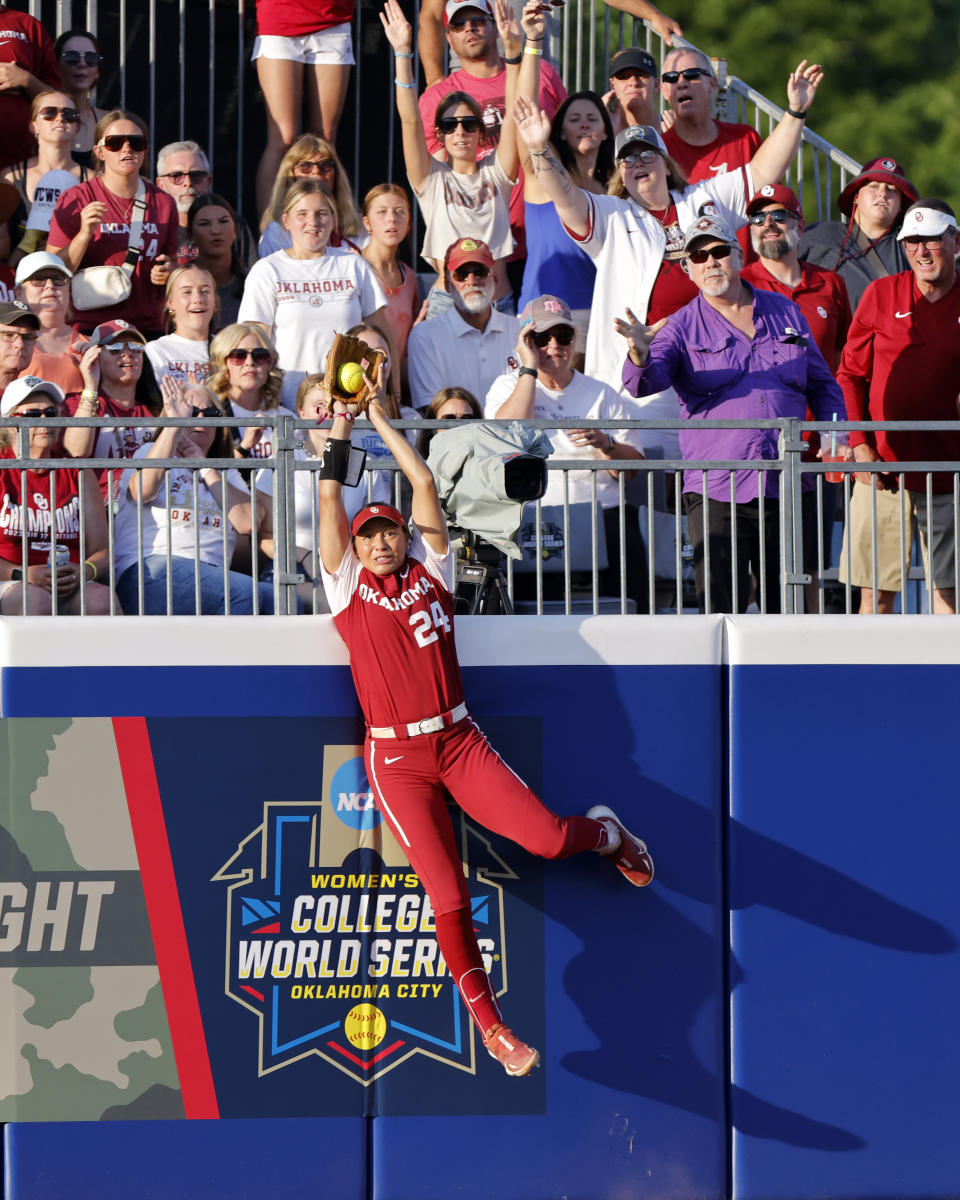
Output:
[588, 804, 654, 886]
[483, 1023, 540, 1077]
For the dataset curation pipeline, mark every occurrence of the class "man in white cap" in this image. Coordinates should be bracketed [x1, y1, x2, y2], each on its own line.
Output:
[837, 198, 960, 614]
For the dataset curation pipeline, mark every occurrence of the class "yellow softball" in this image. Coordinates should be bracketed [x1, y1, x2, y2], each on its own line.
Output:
[338, 362, 366, 395]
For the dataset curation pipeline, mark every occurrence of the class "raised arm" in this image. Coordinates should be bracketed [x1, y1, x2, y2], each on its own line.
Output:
[493, 0, 524, 183]
[602, 0, 682, 44]
[380, 0, 434, 193]
[366, 399, 448, 555]
[748, 60, 824, 191]
[514, 0, 547, 201]
[513, 95, 590, 236]
[416, 0, 448, 87]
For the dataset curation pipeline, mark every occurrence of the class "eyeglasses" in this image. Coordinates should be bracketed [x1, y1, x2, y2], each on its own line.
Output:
[159, 169, 210, 185]
[437, 115, 482, 135]
[748, 209, 795, 226]
[0, 328, 39, 345]
[620, 149, 660, 167]
[99, 134, 148, 153]
[448, 16, 491, 29]
[450, 264, 490, 281]
[190, 405, 221, 418]
[661, 68, 712, 83]
[687, 244, 734, 264]
[23, 274, 69, 288]
[37, 106, 81, 123]
[293, 159, 337, 176]
[226, 347, 273, 365]
[16, 405, 59, 419]
[533, 326, 575, 347]
[902, 234, 950, 248]
[60, 50, 102, 66]
[103, 341, 145, 353]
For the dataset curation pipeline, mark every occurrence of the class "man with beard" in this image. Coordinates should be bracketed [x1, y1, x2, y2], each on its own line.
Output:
[799, 157, 917, 311]
[618, 214, 843, 613]
[155, 141, 257, 268]
[741, 184, 852, 609]
[407, 237, 519, 410]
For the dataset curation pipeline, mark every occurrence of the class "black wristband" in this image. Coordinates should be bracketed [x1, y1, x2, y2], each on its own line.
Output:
[785, 106, 807, 121]
[236, 444, 252, 458]
[518, 366, 537, 378]
[504, 52, 522, 65]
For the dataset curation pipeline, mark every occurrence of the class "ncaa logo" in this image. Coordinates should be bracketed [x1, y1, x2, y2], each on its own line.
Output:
[330, 756, 382, 830]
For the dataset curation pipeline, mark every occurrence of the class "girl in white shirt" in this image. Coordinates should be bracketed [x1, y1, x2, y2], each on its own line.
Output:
[145, 264, 216, 385]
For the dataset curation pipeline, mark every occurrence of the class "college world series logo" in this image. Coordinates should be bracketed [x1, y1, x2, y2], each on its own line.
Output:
[213, 746, 515, 1085]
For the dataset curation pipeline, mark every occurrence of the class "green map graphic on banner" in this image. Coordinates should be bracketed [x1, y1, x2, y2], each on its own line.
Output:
[0, 717, 181, 1121]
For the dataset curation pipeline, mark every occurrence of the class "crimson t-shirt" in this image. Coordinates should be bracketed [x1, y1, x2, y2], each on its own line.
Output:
[645, 204, 698, 323]
[255, 0, 354, 35]
[0, 8, 60, 170]
[47, 176, 178, 332]
[0, 448, 83, 565]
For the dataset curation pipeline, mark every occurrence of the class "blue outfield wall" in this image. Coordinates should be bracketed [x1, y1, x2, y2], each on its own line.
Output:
[2, 616, 959, 1199]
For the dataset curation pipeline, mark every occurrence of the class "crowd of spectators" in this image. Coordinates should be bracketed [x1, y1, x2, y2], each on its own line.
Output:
[0, 0, 956, 617]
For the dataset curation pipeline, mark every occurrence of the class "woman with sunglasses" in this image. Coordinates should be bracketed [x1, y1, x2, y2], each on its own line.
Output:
[207, 322, 292, 468]
[0, 376, 115, 615]
[47, 110, 179, 337]
[53, 30, 107, 168]
[112, 379, 275, 615]
[2, 92, 89, 261]
[258, 133, 363, 257]
[514, 61, 823, 455]
[415, 386, 482, 458]
[188, 193, 247, 327]
[145, 264, 217, 386]
[14, 251, 84, 394]
[240, 180, 386, 408]
[62, 319, 162, 503]
[380, 0, 521, 315]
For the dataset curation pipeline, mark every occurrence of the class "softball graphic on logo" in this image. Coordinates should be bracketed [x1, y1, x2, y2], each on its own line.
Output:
[345, 1003, 387, 1050]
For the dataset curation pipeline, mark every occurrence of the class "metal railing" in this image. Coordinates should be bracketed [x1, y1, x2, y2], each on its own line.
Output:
[4, 415, 960, 617]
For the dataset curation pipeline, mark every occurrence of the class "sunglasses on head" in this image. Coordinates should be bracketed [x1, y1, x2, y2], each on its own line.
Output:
[190, 405, 221, 418]
[99, 134, 147, 153]
[160, 169, 210, 185]
[620, 148, 660, 167]
[37, 106, 81, 123]
[61, 50, 101, 66]
[226, 347, 272, 365]
[294, 159, 337, 175]
[104, 340, 144, 353]
[450, 263, 490, 281]
[748, 209, 795, 226]
[661, 67, 711, 83]
[437, 115, 482, 135]
[448, 15, 491, 29]
[687, 243, 734, 264]
[533, 326, 575, 347]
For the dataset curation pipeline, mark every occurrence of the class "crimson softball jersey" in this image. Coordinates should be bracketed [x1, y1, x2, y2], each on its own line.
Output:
[320, 526, 464, 729]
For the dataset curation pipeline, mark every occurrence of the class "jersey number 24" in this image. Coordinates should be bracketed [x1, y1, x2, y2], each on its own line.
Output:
[409, 602, 451, 648]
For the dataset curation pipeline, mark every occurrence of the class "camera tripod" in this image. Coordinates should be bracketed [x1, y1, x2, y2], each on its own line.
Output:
[450, 527, 514, 615]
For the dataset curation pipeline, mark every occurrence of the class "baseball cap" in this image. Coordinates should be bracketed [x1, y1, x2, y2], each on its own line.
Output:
[520, 294, 574, 333]
[444, 0, 493, 27]
[897, 201, 958, 241]
[88, 319, 147, 347]
[609, 47, 657, 78]
[746, 183, 803, 220]
[614, 123, 667, 161]
[352, 504, 406, 536]
[0, 300, 40, 329]
[683, 213, 738, 253]
[15, 251, 74, 285]
[838, 157, 918, 218]
[444, 237, 495, 273]
[1, 375, 65, 418]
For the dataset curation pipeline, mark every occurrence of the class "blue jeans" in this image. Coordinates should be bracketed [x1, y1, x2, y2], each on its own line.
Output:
[117, 555, 276, 614]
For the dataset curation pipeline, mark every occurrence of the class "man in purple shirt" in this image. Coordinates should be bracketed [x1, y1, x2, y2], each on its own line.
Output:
[617, 213, 844, 613]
